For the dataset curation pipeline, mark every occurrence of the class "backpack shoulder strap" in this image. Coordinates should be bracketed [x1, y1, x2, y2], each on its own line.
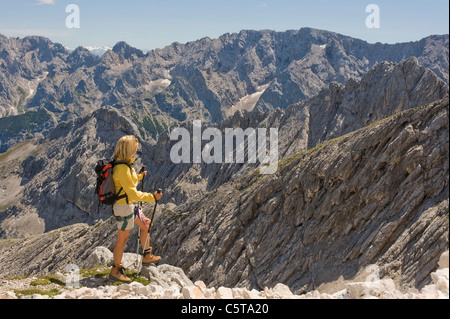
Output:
[111, 160, 133, 172]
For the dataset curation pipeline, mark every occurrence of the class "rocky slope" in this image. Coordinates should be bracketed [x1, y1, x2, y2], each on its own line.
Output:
[0, 57, 447, 238]
[150, 97, 449, 292]
[133, 56, 449, 205]
[0, 97, 447, 295]
[0, 57, 447, 239]
[1, 29, 448, 151]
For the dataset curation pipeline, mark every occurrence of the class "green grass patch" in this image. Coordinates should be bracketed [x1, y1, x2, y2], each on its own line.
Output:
[79, 264, 110, 279]
[79, 264, 150, 286]
[6, 275, 28, 281]
[14, 288, 61, 298]
[30, 275, 65, 286]
[125, 270, 150, 286]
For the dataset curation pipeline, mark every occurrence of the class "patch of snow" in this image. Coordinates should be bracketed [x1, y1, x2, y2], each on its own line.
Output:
[227, 84, 270, 117]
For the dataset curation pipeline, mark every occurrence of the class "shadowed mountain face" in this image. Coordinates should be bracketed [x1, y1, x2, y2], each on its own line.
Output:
[0, 29, 448, 151]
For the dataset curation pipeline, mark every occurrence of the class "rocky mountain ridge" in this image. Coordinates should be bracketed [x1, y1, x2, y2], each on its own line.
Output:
[0, 56, 447, 238]
[0, 56, 447, 239]
[1, 29, 448, 151]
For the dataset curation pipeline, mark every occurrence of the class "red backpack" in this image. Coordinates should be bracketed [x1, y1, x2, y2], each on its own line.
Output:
[94, 159, 131, 208]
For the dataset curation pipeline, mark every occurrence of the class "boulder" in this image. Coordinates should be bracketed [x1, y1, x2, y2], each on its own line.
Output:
[83, 246, 113, 268]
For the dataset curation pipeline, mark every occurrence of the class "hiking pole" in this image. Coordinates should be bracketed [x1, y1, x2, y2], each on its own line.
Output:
[134, 166, 146, 271]
[137, 188, 161, 273]
[139, 166, 146, 199]
[148, 188, 162, 235]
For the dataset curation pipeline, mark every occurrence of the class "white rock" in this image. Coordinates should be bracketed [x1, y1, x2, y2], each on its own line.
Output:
[346, 279, 397, 299]
[64, 291, 77, 299]
[146, 284, 164, 296]
[162, 287, 182, 299]
[194, 280, 207, 289]
[438, 251, 449, 269]
[74, 287, 92, 297]
[94, 289, 105, 299]
[3, 291, 17, 299]
[231, 287, 246, 299]
[215, 287, 233, 299]
[78, 293, 94, 299]
[243, 289, 264, 299]
[272, 283, 293, 298]
[122, 253, 140, 271]
[84, 246, 113, 268]
[420, 268, 449, 299]
[128, 281, 145, 293]
[147, 284, 163, 292]
[117, 283, 132, 292]
[303, 290, 323, 299]
[201, 287, 216, 299]
[111, 292, 122, 299]
[330, 288, 348, 299]
[53, 293, 66, 299]
[182, 286, 204, 299]
[102, 285, 117, 295]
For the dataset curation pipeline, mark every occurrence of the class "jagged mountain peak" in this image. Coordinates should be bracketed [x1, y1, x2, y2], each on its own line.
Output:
[70, 46, 91, 54]
[66, 46, 100, 70]
[111, 41, 144, 59]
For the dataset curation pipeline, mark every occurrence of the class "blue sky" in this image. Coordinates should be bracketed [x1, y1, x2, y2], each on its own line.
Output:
[0, 0, 448, 51]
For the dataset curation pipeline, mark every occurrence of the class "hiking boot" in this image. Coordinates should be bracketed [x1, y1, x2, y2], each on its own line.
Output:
[109, 264, 131, 283]
[142, 247, 161, 265]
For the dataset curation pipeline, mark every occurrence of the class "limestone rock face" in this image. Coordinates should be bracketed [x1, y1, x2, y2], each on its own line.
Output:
[151, 98, 449, 292]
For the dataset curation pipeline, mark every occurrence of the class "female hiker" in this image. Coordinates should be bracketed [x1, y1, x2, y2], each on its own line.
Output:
[109, 135, 163, 283]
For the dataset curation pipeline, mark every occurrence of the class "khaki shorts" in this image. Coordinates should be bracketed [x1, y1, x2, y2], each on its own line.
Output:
[113, 204, 135, 231]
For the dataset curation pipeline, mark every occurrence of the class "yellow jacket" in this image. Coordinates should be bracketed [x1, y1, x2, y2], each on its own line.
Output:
[113, 158, 155, 205]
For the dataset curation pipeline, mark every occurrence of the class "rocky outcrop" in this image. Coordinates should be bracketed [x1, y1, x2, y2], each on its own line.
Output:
[150, 98, 449, 292]
[0, 30, 448, 299]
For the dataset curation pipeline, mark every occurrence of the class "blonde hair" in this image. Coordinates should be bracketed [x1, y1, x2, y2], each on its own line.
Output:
[114, 135, 138, 162]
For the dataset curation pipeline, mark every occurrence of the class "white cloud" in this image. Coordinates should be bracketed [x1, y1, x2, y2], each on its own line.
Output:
[37, 0, 55, 5]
